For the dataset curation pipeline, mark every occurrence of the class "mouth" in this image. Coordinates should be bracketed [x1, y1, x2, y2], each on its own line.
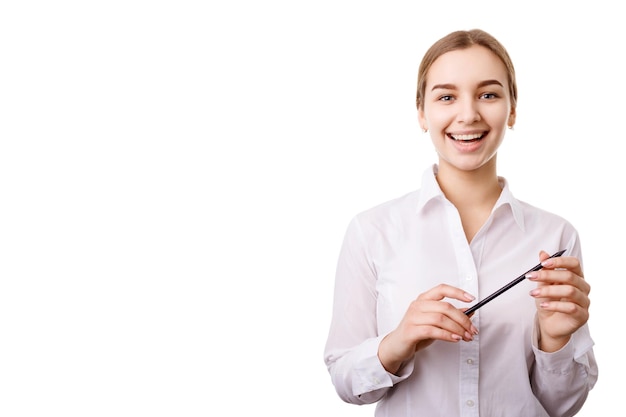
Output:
[447, 132, 486, 143]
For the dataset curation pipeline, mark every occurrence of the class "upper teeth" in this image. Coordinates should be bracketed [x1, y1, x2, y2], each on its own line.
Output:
[452, 134, 482, 141]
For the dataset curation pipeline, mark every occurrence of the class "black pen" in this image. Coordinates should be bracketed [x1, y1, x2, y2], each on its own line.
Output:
[464, 249, 567, 316]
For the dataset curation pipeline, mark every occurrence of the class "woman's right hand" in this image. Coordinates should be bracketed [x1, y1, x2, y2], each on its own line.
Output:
[377, 284, 479, 374]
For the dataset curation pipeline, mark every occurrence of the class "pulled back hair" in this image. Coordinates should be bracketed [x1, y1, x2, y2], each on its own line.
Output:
[416, 29, 517, 111]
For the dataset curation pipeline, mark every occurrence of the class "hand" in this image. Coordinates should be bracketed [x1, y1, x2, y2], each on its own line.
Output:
[527, 250, 591, 352]
[378, 284, 478, 374]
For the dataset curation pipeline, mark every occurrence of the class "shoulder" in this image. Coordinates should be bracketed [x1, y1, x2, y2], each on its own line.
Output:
[517, 199, 577, 231]
[354, 190, 419, 224]
[498, 176, 580, 241]
[514, 199, 582, 256]
[344, 190, 421, 244]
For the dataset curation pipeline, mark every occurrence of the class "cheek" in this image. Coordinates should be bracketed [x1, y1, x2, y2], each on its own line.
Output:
[486, 106, 512, 127]
[424, 108, 454, 128]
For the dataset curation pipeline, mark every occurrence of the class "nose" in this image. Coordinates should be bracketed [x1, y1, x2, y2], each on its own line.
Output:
[457, 98, 481, 124]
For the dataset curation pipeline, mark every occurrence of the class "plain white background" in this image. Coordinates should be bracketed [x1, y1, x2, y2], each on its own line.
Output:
[0, 1, 621, 415]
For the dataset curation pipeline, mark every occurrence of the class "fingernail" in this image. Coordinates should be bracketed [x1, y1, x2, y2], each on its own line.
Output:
[525, 272, 537, 280]
[464, 331, 473, 341]
[471, 325, 479, 335]
[529, 289, 540, 296]
[452, 334, 462, 341]
[541, 259, 554, 268]
[464, 293, 476, 301]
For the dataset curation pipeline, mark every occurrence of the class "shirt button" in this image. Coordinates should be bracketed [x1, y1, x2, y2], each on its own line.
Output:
[466, 400, 475, 407]
[466, 358, 474, 365]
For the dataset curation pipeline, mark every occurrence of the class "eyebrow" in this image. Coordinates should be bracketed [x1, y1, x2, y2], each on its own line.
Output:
[431, 79, 504, 91]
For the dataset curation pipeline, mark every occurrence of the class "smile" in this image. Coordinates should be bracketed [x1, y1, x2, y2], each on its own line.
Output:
[448, 133, 485, 142]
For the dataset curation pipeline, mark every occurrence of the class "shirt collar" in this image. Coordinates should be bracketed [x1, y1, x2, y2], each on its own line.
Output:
[415, 164, 525, 231]
[415, 164, 445, 212]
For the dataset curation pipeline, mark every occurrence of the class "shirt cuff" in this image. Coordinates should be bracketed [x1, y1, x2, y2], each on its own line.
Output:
[352, 336, 414, 396]
[532, 317, 595, 372]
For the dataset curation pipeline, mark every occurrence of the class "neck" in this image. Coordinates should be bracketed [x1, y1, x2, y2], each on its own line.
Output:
[435, 161, 501, 210]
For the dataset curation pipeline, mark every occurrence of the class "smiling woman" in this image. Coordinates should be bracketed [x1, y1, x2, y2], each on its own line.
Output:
[323, 29, 598, 417]
[2, 1, 620, 416]
[418, 43, 515, 243]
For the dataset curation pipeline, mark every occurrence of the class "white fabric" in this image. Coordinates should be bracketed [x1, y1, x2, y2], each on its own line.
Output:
[324, 164, 598, 417]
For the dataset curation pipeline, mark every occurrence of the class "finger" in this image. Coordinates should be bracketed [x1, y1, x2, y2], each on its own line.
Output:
[537, 300, 589, 319]
[538, 250, 551, 263]
[407, 300, 478, 340]
[413, 326, 466, 346]
[423, 298, 479, 335]
[461, 307, 475, 319]
[530, 284, 590, 309]
[417, 283, 476, 304]
[414, 311, 476, 342]
[527, 269, 590, 294]
[538, 253, 583, 278]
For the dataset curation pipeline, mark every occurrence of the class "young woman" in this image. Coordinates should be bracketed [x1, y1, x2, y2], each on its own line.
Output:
[323, 29, 598, 417]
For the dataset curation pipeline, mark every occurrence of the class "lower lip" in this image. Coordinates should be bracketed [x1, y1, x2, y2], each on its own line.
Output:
[451, 138, 483, 153]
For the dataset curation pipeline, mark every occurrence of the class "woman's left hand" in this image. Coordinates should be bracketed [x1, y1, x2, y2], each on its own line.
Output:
[526, 250, 591, 352]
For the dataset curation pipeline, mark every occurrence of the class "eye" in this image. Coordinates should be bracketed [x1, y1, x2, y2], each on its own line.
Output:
[480, 92, 499, 100]
[438, 95, 454, 102]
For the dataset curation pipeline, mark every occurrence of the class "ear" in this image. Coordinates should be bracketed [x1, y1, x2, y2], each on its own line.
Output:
[418, 107, 428, 132]
[508, 108, 516, 129]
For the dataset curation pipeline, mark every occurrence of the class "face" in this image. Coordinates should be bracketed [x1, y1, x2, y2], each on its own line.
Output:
[418, 45, 516, 174]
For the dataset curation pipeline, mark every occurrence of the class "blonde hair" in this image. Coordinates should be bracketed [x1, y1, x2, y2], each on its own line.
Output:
[416, 29, 517, 111]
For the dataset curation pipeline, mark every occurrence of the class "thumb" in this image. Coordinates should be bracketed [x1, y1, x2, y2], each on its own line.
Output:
[538, 250, 551, 263]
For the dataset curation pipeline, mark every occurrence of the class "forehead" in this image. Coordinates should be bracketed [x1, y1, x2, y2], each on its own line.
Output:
[426, 45, 508, 89]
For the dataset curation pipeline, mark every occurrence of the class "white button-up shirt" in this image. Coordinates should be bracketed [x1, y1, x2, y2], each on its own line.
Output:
[324, 165, 598, 417]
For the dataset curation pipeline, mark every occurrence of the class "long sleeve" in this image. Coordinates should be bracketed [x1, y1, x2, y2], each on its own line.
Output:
[322, 167, 598, 416]
[323, 217, 415, 404]
[530, 322, 598, 417]
[529, 229, 598, 416]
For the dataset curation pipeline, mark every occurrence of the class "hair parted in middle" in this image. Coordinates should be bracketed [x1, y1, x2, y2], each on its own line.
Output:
[415, 29, 518, 112]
